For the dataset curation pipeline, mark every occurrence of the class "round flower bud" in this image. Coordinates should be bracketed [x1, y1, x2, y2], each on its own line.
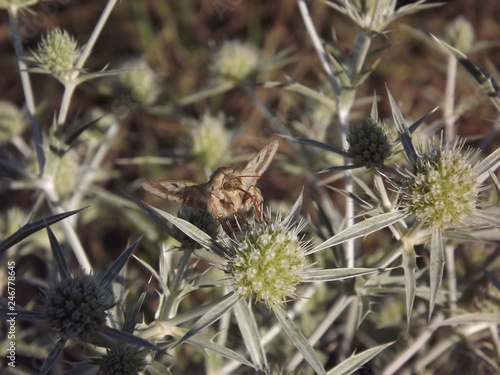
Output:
[347, 117, 392, 168]
[444, 16, 474, 52]
[41, 274, 115, 339]
[189, 112, 230, 169]
[212, 41, 259, 83]
[117, 59, 159, 104]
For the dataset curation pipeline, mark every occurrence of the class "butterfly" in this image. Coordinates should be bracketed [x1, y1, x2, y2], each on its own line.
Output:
[142, 140, 279, 235]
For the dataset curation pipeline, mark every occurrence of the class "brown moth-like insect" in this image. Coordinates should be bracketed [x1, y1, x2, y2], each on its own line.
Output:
[142, 140, 279, 235]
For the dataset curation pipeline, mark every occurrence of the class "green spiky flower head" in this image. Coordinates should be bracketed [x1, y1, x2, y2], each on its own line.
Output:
[117, 59, 159, 104]
[0, 101, 26, 142]
[213, 41, 259, 83]
[189, 112, 230, 169]
[226, 217, 308, 307]
[398, 138, 481, 229]
[32, 28, 82, 84]
[444, 16, 474, 52]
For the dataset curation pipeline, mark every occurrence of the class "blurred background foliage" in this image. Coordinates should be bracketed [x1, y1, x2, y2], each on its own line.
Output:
[0, 0, 498, 260]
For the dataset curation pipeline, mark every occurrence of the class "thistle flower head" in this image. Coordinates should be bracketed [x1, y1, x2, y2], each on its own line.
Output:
[41, 274, 115, 339]
[212, 41, 259, 83]
[95, 345, 146, 375]
[33, 28, 82, 84]
[397, 138, 481, 229]
[0, 101, 26, 142]
[225, 216, 309, 306]
[347, 117, 392, 168]
[444, 16, 474, 52]
[189, 112, 230, 168]
[117, 59, 159, 104]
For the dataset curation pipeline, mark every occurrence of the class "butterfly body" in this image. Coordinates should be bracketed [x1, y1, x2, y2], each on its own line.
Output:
[142, 140, 279, 234]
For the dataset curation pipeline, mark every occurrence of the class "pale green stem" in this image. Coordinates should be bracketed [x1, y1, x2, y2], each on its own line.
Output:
[443, 55, 458, 143]
[12, 135, 32, 158]
[444, 243, 457, 315]
[351, 32, 372, 79]
[57, 82, 76, 126]
[443, 54, 458, 314]
[340, 33, 371, 269]
[7, 6, 45, 174]
[296, 0, 341, 97]
[76, 0, 118, 71]
[339, 109, 355, 268]
[57, 0, 119, 126]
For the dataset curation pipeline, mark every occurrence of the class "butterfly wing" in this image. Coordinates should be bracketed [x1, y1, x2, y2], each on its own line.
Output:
[141, 179, 208, 211]
[240, 140, 279, 188]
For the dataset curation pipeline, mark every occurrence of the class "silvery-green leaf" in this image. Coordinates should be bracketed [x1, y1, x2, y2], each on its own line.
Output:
[158, 294, 238, 330]
[150, 205, 227, 258]
[402, 244, 417, 326]
[387, 86, 418, 164]
[429, 228, 444, 320]
[260, 81, 338, 108]
[272, 304, 326, 375]
[310, 211, 406, 254]
[301, 267, 385, 282]
[476, 148, 500, 182]
[327, 342, 394, 375]
[234, 299, 268, 370]
[282, 191, 303, 228]
[185, 332, 256, 370]
[176, 292, 240, 346]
